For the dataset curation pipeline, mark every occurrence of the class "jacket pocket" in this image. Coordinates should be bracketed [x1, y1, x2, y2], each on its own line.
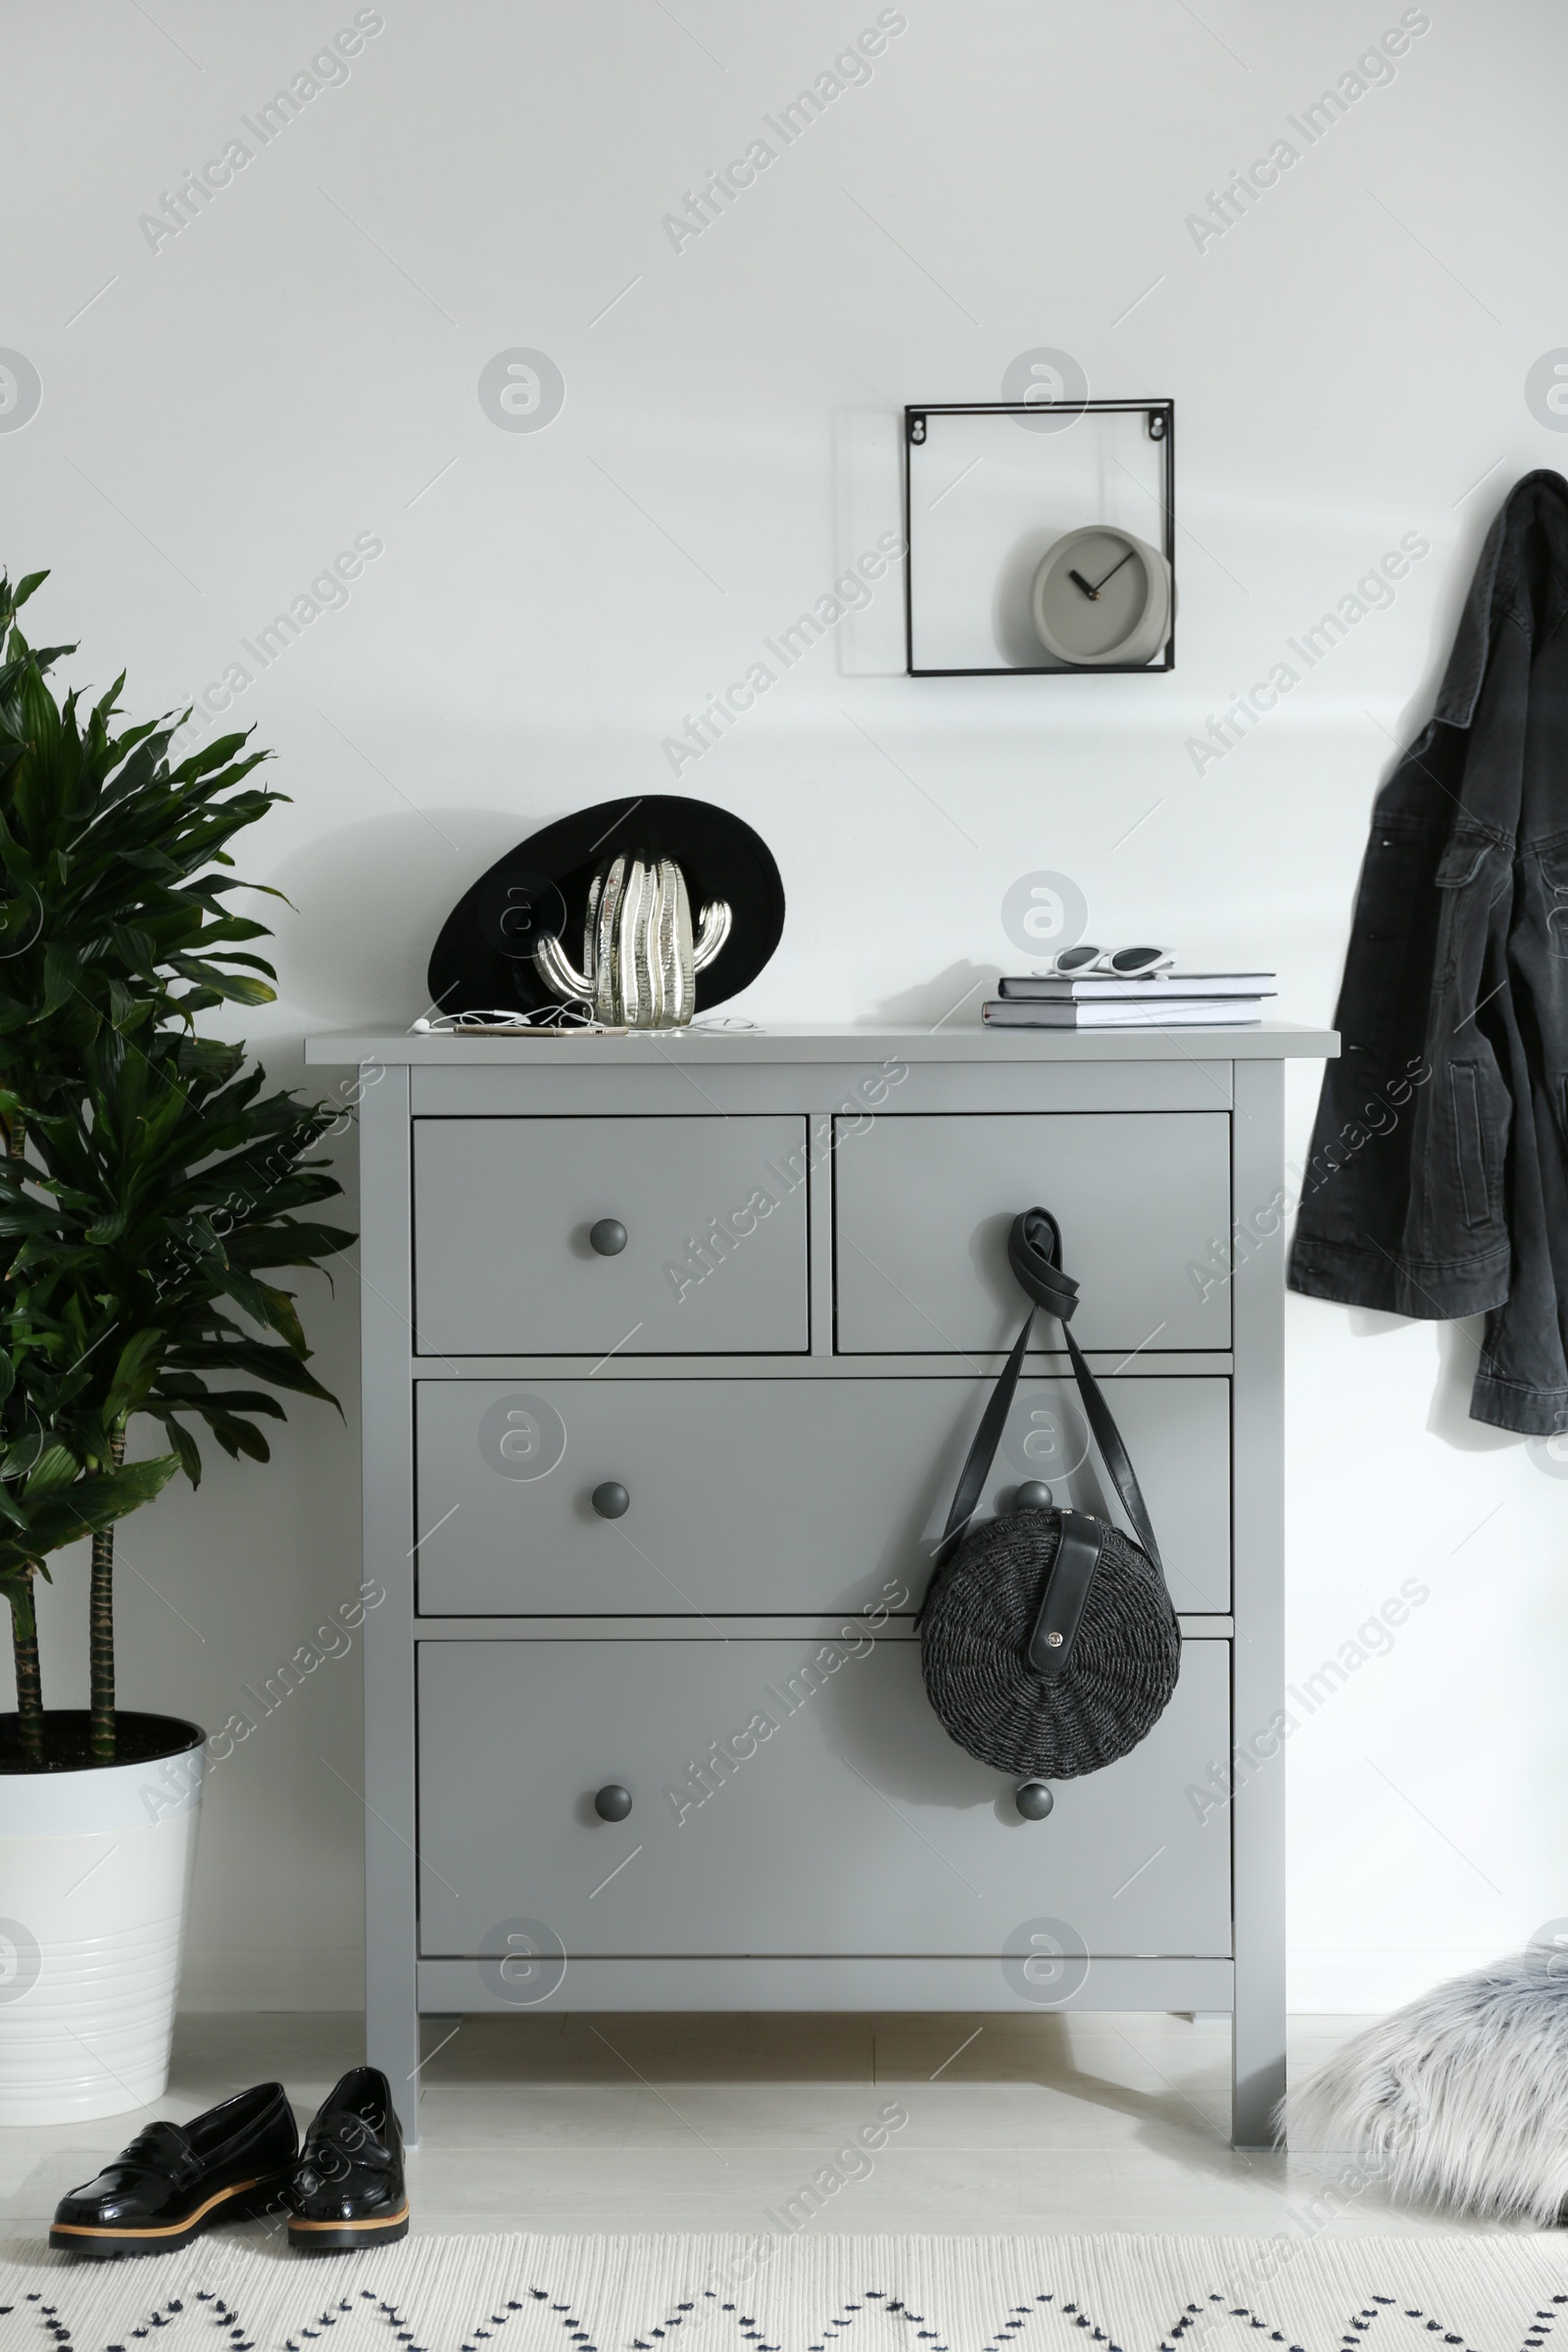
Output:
[1434, 828, 1508, 991]
[1435, 834, 1494, 890]
[1529, 836, 1568, 969]
[1447, 1062, 1493, 1229]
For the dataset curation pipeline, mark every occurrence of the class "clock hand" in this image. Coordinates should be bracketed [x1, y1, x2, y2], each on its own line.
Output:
[1067, 567, 1100, 600]
[1088, 548, 1136, 595]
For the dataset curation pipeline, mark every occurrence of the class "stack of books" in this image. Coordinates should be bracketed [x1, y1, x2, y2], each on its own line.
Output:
[983, 972, 1274, 1029]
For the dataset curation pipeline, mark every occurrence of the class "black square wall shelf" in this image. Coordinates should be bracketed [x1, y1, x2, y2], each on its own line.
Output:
[903, 399, 1175, 677]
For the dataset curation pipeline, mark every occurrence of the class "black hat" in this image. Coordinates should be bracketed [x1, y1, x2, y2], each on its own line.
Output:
[427, 795, 785, 1018]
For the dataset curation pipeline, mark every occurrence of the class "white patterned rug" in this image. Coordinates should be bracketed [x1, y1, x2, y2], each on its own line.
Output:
[1, 2233, 1564, 2352]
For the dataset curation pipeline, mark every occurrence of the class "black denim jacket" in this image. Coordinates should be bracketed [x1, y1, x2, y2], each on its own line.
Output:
[1289, 469, 1568, 1435]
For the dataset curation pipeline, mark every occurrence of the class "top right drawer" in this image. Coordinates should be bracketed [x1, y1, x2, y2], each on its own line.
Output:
[834, 1112, 1232, 1353]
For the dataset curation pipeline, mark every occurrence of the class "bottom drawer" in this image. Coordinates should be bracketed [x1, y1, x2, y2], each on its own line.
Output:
[416, 1637, 1232, 1961]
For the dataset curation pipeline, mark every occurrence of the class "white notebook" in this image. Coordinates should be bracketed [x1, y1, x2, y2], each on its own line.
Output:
[983, 998, 1263, 1029]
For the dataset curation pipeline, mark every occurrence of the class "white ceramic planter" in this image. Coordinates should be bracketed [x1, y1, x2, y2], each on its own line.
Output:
[0, 1718, 204, 2125]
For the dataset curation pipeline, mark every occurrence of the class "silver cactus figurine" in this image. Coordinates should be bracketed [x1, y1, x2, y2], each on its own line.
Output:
[534, 856, 732, 1028]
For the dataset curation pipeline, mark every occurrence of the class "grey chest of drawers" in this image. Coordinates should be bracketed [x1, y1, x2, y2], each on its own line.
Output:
[308, 1021, 1337, 2148]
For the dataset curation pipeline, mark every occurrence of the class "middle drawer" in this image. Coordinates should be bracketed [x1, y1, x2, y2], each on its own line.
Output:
[415, 1375, 1231, 1617]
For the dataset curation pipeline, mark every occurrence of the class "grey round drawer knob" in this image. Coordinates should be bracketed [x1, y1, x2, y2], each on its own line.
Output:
[1014, 1780, 1054, 1821]
[1014, 1481, 1054, 1512]
[594, 1784, 632, 1822]
[589, 1218, 627, 1256]
[592, 1481, 630, 1519]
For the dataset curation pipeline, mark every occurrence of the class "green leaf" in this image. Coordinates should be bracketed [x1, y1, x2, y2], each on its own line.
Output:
[22, 1443, 79, 1498]
[156, 1413, 204, 1487]
[0, 1455, 179, 1572]
[103, 1325, 167, 1423]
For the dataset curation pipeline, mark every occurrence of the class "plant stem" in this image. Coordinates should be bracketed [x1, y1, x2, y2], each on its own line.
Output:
[7, 1567, 43, 1760]
[6, 1094, 42, 1758]
[88, 1423, 126, 1762]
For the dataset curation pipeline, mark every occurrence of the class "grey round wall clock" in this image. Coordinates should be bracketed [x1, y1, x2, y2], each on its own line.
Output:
[1030, 527, 1173, 667]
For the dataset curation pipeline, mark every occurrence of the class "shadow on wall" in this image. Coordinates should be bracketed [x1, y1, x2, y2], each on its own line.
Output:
[1385, 504, 1490, 753]
[264, 809, 551, 1026]
[992, 528, 1057, 667]
[870, 960, 997, 1030]
[1348, 1304, 1519, 1456]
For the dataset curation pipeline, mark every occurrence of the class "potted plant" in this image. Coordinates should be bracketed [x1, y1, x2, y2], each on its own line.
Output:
[0, 570, 353, 2124]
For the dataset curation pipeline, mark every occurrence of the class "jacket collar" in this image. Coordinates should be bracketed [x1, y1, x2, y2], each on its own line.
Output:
[1435, 467, 1568, 727]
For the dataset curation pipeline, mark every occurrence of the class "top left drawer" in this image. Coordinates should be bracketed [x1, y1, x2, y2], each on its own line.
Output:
[412, 1116, 809, 1355]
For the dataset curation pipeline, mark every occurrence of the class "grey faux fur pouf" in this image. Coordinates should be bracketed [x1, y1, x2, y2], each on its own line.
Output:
[1283, 1947, 1568, 2223]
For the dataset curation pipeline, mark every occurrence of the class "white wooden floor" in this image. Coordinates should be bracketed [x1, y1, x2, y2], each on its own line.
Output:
[0, 2012, 1527, 2253]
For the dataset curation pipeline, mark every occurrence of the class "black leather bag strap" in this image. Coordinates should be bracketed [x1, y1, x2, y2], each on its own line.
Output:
[1028, 1510, 1103, 1675]
[931, 1307, 1036, 1574]
[930, 1206, 1164, 1578]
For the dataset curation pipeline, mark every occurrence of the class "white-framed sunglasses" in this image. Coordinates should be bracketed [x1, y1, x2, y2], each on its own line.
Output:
[1051, 945, 1174, 977]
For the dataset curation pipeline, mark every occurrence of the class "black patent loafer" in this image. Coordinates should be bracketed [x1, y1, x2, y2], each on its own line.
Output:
[50, 2082, 298, 2258]
[287, 2066, 408, 2253]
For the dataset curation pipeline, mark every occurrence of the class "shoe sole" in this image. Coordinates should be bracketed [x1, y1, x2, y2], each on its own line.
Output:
[49, 2173, 295, 2259]
[287, 2202, 411, 2255]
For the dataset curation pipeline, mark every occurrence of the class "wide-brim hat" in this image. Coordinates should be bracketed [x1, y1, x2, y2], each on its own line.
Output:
[427, 795, 786, 1017]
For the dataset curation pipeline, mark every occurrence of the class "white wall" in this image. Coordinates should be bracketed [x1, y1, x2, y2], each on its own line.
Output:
[5, 0, 1567, 2013]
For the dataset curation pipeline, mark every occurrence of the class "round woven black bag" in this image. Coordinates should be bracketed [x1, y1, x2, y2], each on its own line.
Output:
[917, 1208, 1182, 1782]
[921, 1507, 1180, 1779]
